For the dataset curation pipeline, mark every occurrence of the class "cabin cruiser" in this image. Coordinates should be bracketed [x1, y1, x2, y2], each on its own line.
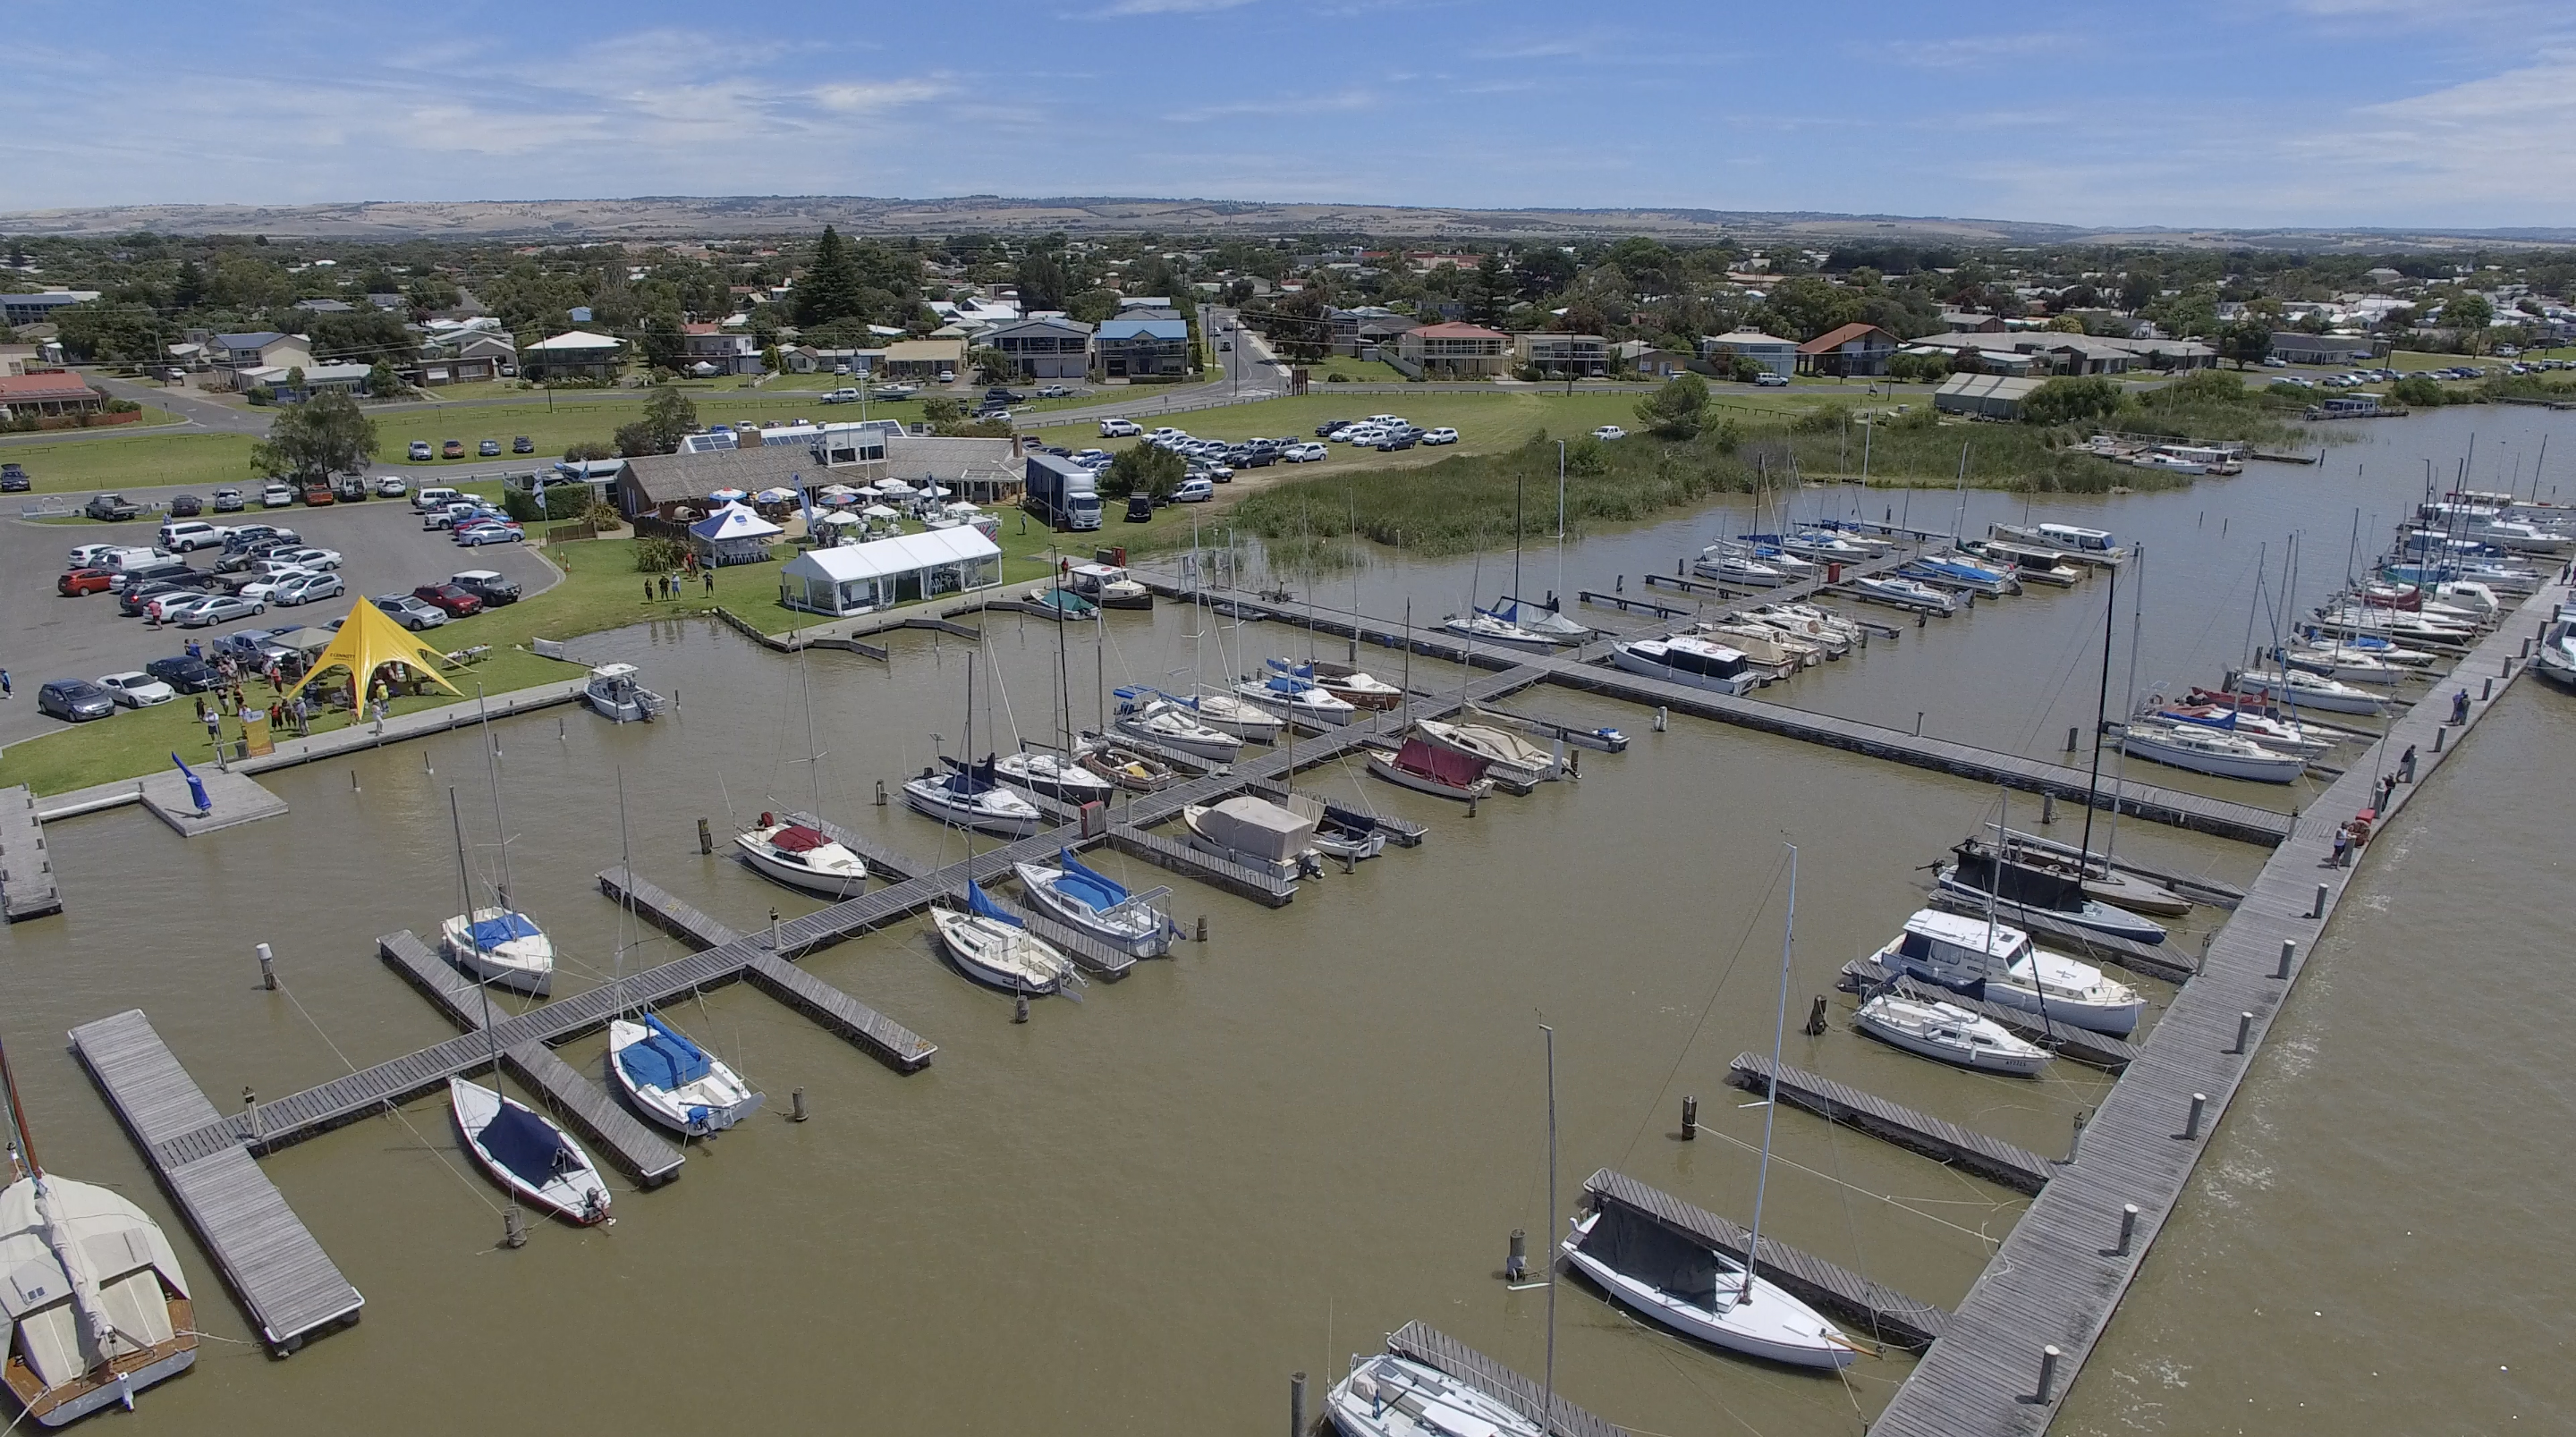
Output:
[1611, 635, 1759, 694]
[583, 663, 665, 723]
[1873, 909, 2143, 1035]
[1065, 562, 1152, 609]
[2119, 716, 2307, 783]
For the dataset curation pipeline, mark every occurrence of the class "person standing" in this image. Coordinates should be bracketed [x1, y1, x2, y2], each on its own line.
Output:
[2399, 744, 2417, 783]
[2329, 824, 2350, 868]
[644, 577, 656, 603]
[0, 669, 11, 699]
[703, 569, 715, 596]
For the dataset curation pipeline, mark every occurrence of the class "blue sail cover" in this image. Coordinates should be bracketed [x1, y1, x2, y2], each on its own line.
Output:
[1055, 848, 1129, 909]
[945, 757, 1003, 797]
[965, 879, 1022, 927]
[468, 911, 544, 949]
[618, 1013, 712, 1091]
[479, 1099, 574, 1185]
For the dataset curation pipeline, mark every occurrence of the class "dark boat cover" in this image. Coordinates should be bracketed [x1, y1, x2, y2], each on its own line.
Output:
[1395, 737, 1487, 787]
[770, 824, 831, 853]
[1579, 1204, 1721, 1301]
[479, 1098, 577, 1185]
[965, 878, 1022, 927]
[1951, 842, 2085, 913]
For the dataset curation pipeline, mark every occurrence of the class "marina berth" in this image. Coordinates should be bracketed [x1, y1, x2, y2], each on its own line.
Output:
[1559, 1210, 1860, 1369]
[1873, 909, 2143, 1035]
[1610, 634, 1760, 694]
[607, 1014, 764, 1135]
[1012, 849, 1173, 959]
[2117, 717, 2308, 783]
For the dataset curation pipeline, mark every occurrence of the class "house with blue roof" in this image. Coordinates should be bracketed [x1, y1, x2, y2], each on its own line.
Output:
[1094, 317, 1191, 380]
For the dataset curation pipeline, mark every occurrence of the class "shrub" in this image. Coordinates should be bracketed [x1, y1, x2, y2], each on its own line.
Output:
[246, 385, 275, 407]
[1100, 444, 1183, 501]
[1326, 372, 1350, 383]
[633, 537, 685, 572]
[2388, 375, 2447, 407]
[2019, 376, 2124, 427]
[1633, 374, 1712, 438]
[580, 498, 624, 532]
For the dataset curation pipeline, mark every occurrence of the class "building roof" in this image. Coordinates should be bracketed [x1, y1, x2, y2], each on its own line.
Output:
[1405, 322, 1508, 340]
[211, 331, 296, 351]
[294, 298, 354, 313]
[1705, 330, 1797, 349]
[1936, 373, 2046, 402]
[526, 330, 626, 351]
[1798, 322, 1899, 354]
[1096, 318, 1189, 342]
[622, 444, 832, 505]
[0, 373, 96, 402]
[883, 432, 1020, 482]
[985, 316, 1095, 338]
[688, 502, 784, 542]
[783, 527, 1001, 583]
[0, 292, 95, 309]
[2270, 331, 2376, 351]
[421, 329, 516, 357]
[881, 337, 965, 361]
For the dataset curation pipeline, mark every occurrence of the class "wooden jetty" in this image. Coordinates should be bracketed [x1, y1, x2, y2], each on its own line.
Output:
[377, 930, 489, 1030]
[1726, 1053, 2057, 1196]
[1837, 959, 2140, 1071]
[1868, 570, 2574, 1435]
[1579, 1168, 1951, 1350]
[0, 784, 62, 922]
[1383, 1320, 1628, 1437]
[499, 1043, 684, 1186]
[1577, 589, 1692, 621]
[68, 1010, 364, 1353]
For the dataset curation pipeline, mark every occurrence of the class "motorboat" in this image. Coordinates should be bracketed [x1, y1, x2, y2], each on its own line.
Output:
[1852, 991, 2053, 1076]
[1182, 796, 1319, 880]
[1066, 562, 1151, 609]
[1269, 657, 1404, 709]
[2131, 450, 2206, 475]
[1742, 606, 1852, 656]
[930, 883, 1075, 993]
[1440, 608, 1558, 655]
[1966, 538, 2082, 587]
[2144, 701, 2334, 757]
[1367, 737, 1496, 800]
[448, 1078, 611, 1224]
[1991, 521, 2125, 565]
[1233, 672, 1359, 727]
[583, 662, 665, 723]
[1693, 543, 1787, 588]
[1013, 848, 1172, 958]
[1020, 584, 1098, 621]
[2119, 717, 2307, 783]
[903, 757, 1043, 838]
[2224, 667, 2385, 716]
[439, 907, 555, 997]
[1113, 693, 1243, 762]
[0, 1048, 199, 1428]
[1873, 909, 2143, 1035]
[1900, 552, 2018, 596]
[607, 1013, 764, 1135]
[1326, 1353, 1546, 1437]
[1487, 596, 1592, 644]
[1148, 687, 1282, 743]
[1851, 574, 1956, 614]
[1413, 717, 1556, 784]
[734, 813, 868, 898]
[1936, 838, 2168, 944]
[2536, 617, 2576, 690]
[953, 748, 1115, 805]
[1970, 834, 2193, 917]
[1610, 635, 1759, 694]
[1076, 734, 1177, 790]
[1699, 620, 1816, 673]
[1559, 1210, 1859, 1369]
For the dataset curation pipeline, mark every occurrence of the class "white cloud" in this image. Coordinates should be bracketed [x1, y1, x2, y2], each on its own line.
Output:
[811, 78, 953, 113]
[1166, 89, 1373, 123]
[1089, 0, 1254, 15]
[1881, 32, 2076, 69]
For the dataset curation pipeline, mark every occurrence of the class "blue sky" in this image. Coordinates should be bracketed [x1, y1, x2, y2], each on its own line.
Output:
[12, 0, 2576, 228]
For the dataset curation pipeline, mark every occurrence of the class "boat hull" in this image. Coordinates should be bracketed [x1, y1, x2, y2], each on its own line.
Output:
[1560, 1217, 1857, 1369]
[606, 1019, 765, 1136]
[2120, 730, 2306, 783]
[902, 780, 1041, 838]
[1365, 750, 1494, 800]
[1013, 863, 1171, 959]
[733, 830, 867, 898]
[1608, 643, 1758, 695]
[929, 909, 1068, 993]
[1934, 868, 2167, 943]
[1852, 1001, 2051, 1077]
[449, 1079, 611, 1223]
[438, 912, 553, 996]
[1114, 713, 1241, 762]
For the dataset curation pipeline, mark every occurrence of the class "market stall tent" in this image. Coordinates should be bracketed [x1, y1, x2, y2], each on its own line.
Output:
[281, 598, 462, 703]
[777, 528, 1004, 617]
[688, 502, 784, 567]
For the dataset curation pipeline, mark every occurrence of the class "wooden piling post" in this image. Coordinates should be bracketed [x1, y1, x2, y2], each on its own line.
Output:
[504, 1205, 527, 1249]
[256, 943, 276, 992]
[1505, 1229, 1529, 1281]
[790, 1086, 809, 1122]
[1681, 1095, 1698, 1140]
[2066, 1109, 2087, 1163]
[2116, 1203, 2139, 1255]
[2276, 939, 2296, 978]
[1291, 1372, 1309, 1436]
[697, 818, 713, 855]
[1802, 994, 1827, 1035]
[2036, 1345, 2062, 1402]
[2182, 1092, 2207, 1140]
[2232, 1011, 2253, 1054]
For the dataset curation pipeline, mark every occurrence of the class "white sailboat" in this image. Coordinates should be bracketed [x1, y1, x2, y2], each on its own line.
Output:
[737, 653, 867, 897]
[1851, 991, 2052, 1076]
[904, 757, 1043, 838]
[1440, 606, 1558, 653]
[606, 1015, 765, 1135]
[929, 883, 1076, 993]
[1013, 848, 1173, 959]
[449, 1078, 613, 1224]
[2119, 717, 2307, 783]
[1112, 692, 1242, 762]
[1233, 671, 1359, 727]
[1412, 717, 1557, 783]
[2224, 665, 2385, 715]
[1851, 574, 1957, 614]
[440, 706, 554, 995]
[1325, 1354, 1546, 1437]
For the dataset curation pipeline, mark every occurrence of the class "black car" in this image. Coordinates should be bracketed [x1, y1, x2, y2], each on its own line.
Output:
[1315, 419, 1352, 437]
[513, 435, 535, 453]
[1125, 493, 1155, 523]
[985, 387, 1026, 403]
[37, 680, 114, 723]
[1232, 447, 1277, 469]
[119, 575, 216, 616]
[0, 461, 28, 493]
[1376, 431, 1418, 451]
[145, 655, 224, 693]
[167, 494, 203, 518]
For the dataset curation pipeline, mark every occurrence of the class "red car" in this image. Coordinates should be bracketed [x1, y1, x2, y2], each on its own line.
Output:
[411, 582, 485, 618]
[58, 568, 114, 596]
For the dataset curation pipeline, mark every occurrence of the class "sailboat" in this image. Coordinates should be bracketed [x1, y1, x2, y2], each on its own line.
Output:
[1266, 657, 1403, 710]
[439, 709, 553, 995]
[0, 1040, 198, 1427]
[1012, 847, 1173, 959]
[904, 659, 1044, 837]
[1936, 835, 2168, 944]
[1233, 670, 1359, 727]
[1412, 717, 1557, 784]
[1366, 736, 1495, 800]
[1441, 605, 1557, 654]
[952, 748, 1115, 805]
[1559, 846, 1860, 1368]
[737, 654, 868, 897]
[1112, 689, 1243, 763]
[606, 1014, 766, 1135]
[1075, 733, 1179, 790]
[930, 881, 1077, 993]
[1325, 1354, 1546, 1437]
[1487, 595, 1591, 645]
[1852, 988, 2053, 1076]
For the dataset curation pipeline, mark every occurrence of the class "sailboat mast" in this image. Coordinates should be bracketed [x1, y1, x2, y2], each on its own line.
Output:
[2106, 543, 2145, 859]
[1741, 843, 1797, 1306]
[2078, 559, 2118, 863]
[614, 770, 634, 1018]
[0, 1035, 42, 1178]
[800, 649, 824, 814]
[479, 693, 512, 909]
[1555, 440, 1567, 604]
[452, 789, 500, 1047]
[1513, 468, 1524, 608]
[1540, 1021, 1558, 1412]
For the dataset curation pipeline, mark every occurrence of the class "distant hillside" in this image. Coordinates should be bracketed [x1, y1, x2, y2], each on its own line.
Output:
[2, 194, 2568, 251]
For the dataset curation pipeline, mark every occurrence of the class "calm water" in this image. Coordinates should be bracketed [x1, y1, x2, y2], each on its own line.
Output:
[0, 406, 2564, 1434]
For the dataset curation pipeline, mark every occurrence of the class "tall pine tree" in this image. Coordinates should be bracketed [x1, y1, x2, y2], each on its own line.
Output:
[796, 225, 867, 325]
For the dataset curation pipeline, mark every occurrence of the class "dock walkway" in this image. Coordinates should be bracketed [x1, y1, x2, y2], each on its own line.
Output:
[1727, 1053, 2058, 1195]
[0, 784, 61, 921]
[1384, 1320, 1627, 1437]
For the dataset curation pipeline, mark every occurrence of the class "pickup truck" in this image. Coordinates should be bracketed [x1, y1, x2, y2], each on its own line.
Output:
[84, 493, 141, 522]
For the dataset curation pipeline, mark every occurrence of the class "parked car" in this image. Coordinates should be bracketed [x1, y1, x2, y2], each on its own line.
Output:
[411, 486, 462, 512]
[167, 494, 204, 518]
[513, 435, 534, 453]
[96, 672, 175, 707]
[243, 557, 322, 583]
[1126, 493, 1155, 523]
[454, 521, 526, 546]
[1754, 373, 1790, 387]
[411, 582, 485, 617]
[1316, 419, 1353, 437]
[211, 487, 246, 512]
[1099, 418, 1140, 437]
[37, 680, 115, 723]
[297, 479, 335, 505]
[376, 476, 409, 498]
[84, 493, 141, 521]
[66, 543, 125, 569]
[1591, 426, 1628, 441]
[1038, 385, 1072, 399]
[1375, 432, 1418, 452]
[450, 570, 521, 605]
[177, 595, 267, 628]
[331, 472, 369, 502]
[273, 546, 343, 571]
[119, 578, 216, 616]
[270, 572, 345, 607]
[158, 520, 222, 552]
[1283, 442, 1327, 463]
[1173, 477, 1215, 503]
[984, 387, 1026, 403]
[0, 462, 28, 494]
[409, 441, 434, 461]
[148, 593, 221, 626]
[58, 568, 115, 596]
[1421, 427, 1460, 445]
[144, 655, 224, 693]
[478, 439, 501, 457]
[441, 439, 464, 459]
[818, 387, 862, 404]
[260, 482, 295, 508]
[935, 369, 955, 385]
[373, 595, 449, 630]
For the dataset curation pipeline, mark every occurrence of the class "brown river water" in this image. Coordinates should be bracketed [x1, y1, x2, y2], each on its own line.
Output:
[0, 406, 2566, 1434]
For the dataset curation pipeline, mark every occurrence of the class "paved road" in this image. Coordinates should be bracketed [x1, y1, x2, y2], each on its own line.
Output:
[0, 500, 557, 750]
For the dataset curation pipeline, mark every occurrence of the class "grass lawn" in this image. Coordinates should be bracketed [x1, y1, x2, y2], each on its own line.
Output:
[1301, 357, 1410, 383]
[2, 432, 266, 494]
[1031, 391, 1658, 461]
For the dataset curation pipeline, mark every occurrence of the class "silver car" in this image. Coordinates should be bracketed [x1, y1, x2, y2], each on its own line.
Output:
[176, 595, 267, 629]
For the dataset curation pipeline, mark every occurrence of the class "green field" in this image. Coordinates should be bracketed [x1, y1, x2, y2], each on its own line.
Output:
[1032, 390, 1689, 461]
[1, 431, 266, 494]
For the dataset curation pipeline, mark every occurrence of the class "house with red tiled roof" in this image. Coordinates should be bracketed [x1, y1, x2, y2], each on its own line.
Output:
[1796, 322, 1901, 377]
[1396, 322, 1511, 378]
[0, 371, 103, 417]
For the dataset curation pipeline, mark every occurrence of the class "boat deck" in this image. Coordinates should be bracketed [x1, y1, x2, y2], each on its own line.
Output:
[784, 808, 925, 883]
[1727, 1053, 2058, 1196]
[1837, 959, 2141, 1071]
[1384, 1320, 1628, 1437]
[68, 1010, 364, 1354]
[1918, 891, 2199, 985]
[0, 784, 61, 922]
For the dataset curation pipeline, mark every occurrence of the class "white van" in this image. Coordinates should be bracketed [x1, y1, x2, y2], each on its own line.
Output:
[100, 546, 174, 571]
[157, 520, 222, 552]
[412, 486, 462, 512]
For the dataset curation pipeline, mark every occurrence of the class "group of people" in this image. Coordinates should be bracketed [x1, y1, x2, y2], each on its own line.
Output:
[644, 569, 716, 601]
[2329, 742, 2419, 868]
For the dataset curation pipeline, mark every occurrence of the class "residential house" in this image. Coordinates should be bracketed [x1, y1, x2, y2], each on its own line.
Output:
[1513, 333, 1611, 378]
[682, 322, 762, 376]
[983, 317, 1094, 380]
[1114, 296, 1174, 314]
[1326, 306, 1417, 356]
[0, 292, 99, 327]
[882, 433, 1024, 503]
[208, 332, 315, 390]
[293, 298, 354, 314]
[1939, 311, 2008, 333]
[366, 292, 407, 311]
[1700, 331, 1800, 378]
[879, 337, 965, 379]
[786, 346, 885, 376]
[2041, 339, 2131, 376]
[0, 372, 103, 417]
[1616, 340, 1693, 379]
[0, 343, 46, 377]
[1934, 373, 2044, 419]
[1394, 322, 1510, 379]
[521, 329, 627, 381]
[2270, 332, 2382, 366]
[1795, 322, 1900, 377]
[1095, 318, 1191, 380]
[237, 361, 372, 400]
[415, 328, 518, 386]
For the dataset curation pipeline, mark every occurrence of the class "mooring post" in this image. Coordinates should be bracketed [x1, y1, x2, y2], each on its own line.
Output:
[2483, 677, 2494, 701]
[1466, 793, 1479, 818]
[424, 749, 434, 774]
[875, 779, 888, 807]
[1013, 992, 1030, 1025]
[2041, 792, 2055, 824]
[1196, 915, 1208, 943]
[1291, 1372, 1309, 1437]
[2066, 1109, 2088, 1163]
[2276, 938, 2297, 978]
[242, 1086, 258, 1139]
[2117, 1203, 2140, 1256]
[558, 715, 566, 741]
[1914, 711, 1924, 737]
[2232, 1011, 2254, 1054]
[1803, 994, 1828, 1035]
[696, 817, 713, 855]
[1681, 1095, 1698, 1140]
[2183, 1092, 2207, 1140]
[768, 907, 781, 952]
[256, 942, 276, 992]
[2310, 883, 2328, 919]
[1506, 1229, 1530, 1281]
[351, 769, 360, 793]
[790, 1086, 809, 1122]
[2066, 725, 2079, 752]
[2434, 725, 2445, 752]
[1654, 706, 1668, 732]
[2036, 1345, 2063, 1403]
[504, 1205, 527, 1249]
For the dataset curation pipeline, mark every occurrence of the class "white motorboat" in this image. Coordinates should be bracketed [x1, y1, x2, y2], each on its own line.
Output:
[607, 1014, 765, 1135]
[1013, 849, 1172, 959]
[1852, 992, 2053, 1076]
[1269, 658, 1404, 709]
[973, 748, 1116, 805]
[1326, 1353, 1546, 1437]
[930, 884, 1076, 993]
[1413, 717, 1557, 782]
[1113, 696, 1242, 762]
[1286, 790, 1391, 863]
[1161, 688, 1284, 742]
[1367, 737, 1496, 800]
[1182, 796, 1320, 879]
[1875, 909, 2143, 1035]
[0, 1044, 199, 1429]
[1993, 521, 2126, 565]
[1694, 544, 1788, 588]
[734, 813, 868, 898]
[1233, 672, 1359, 727]
[440, 907, 555, 996]
[582, 662, 665, 723]
[1699, 620, 1817, 673]
[1560, 1210, 1859, 1369]
[1440, 608, 1558, 654]
[903, 757, 1043, 838]
[1610, 635, 1759, 694]
[1969, 538, 2082, 586]
[2225, 666, 2385, 715]
[1852, 574, 1957, 614]
[2536, 617, 2576, 690]
[1066, 562, 1152, 609]
[448, 1078, 612, 1224]
[2120, 717, 2307, 783]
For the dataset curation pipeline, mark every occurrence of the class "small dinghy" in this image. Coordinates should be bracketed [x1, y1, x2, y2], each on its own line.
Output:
[449, 1078, 612, 1224]
[440, 907, 555, 997]
[1234, 672, 1359, 727]
[1113, 695, 1242, 763]
[1874, 909, 2142, 1035]
[903, 757, 1043, 838]
[1020, 584, 1097, 621]
[1013, 848, 1172, 959]
[1852, 990, 2052, 1076]
[1268, 657, 1403, 709]
[1560, 1210, 1859, 1368]
[734, 813, 868, 898]
[608, 1014, 764, 1135]
[1367, 737, 1495, 801]
[1326, 1353, 1546, 1437]
[582, 663, 665, 723]
[930, 883, 1076, 993]
[1076, 734, 1177, 790]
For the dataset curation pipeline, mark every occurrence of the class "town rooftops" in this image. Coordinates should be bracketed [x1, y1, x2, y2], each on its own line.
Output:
[526, 330, 626, 351]
[1705, 330, 1798, 349]
[1798, 322, 1899, 354]
[1096, 318, 1189, 341]
[1407, 322, 1509, 340]
[0, 373, 96, 402]
[211, 331, 294, 351]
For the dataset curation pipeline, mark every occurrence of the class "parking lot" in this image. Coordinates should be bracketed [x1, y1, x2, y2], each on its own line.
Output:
[1, 494, 557, 748]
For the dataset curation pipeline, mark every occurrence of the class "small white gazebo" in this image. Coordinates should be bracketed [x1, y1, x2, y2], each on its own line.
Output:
[687, 502, 784, 567]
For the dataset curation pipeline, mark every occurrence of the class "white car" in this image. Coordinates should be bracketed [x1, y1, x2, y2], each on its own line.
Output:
[1420, 427, 1460, 445]
[96, 672, 175, 707]
[274, 546, 343, 571]
[150, 593, 221, 625]
[270, 572, 345, 607]
[936, 369, 955, 384]
[1173, 477, 1215, 503]
[1592, 426, 1628, 441]
[1338, 427, 1385, 445]
[260, 482, 295, 508]
[1366, 414, 1406, 427]
[1038, 385, 1072, 399]
[819, 387, 862, 403]
[1283, 442, 1328, 463]
[1099, 418, 1141, 437]
[246, 557, 320, 582]
[376, 475, 410, 497]
[1754, 373, 1790, 387]
[1148, 427, 1184, 441]
[65, 543, 125, 569]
